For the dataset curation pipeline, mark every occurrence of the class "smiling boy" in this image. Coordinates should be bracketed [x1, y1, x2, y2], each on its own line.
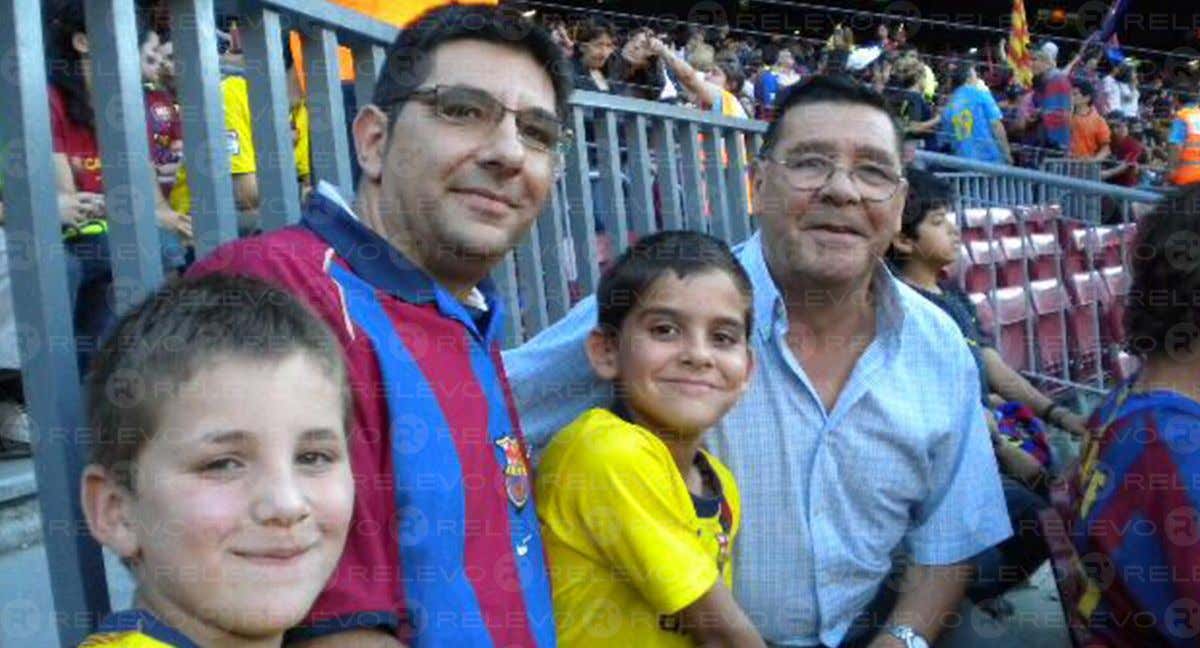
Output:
[535, 231, 764, 647]
[79, 275, 355, 647]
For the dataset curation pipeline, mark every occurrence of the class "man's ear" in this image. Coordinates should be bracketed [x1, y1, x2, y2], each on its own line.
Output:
[71, 32, 89, 56]
[80, 465, 140, 562]
[352, 104, 389, 184]
[584, 327, 620, 381]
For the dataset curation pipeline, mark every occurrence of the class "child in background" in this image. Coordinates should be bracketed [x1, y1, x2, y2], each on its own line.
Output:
[536, 231, 764, 647]
[79, 275, 355, 647]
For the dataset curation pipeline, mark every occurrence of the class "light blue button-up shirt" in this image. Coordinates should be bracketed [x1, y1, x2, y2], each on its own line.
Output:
[503, 232, 1011, 646]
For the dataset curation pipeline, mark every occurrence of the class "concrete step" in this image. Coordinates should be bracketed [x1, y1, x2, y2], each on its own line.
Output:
[0, 456, 36, 503]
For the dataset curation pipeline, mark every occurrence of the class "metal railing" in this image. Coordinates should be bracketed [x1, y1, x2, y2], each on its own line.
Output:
[0, 0, 1169, 640]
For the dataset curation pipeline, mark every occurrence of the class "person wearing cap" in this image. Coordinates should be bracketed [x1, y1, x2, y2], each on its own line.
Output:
[1069, 79, 1111, 161]
[1031, 41, 1072, 155]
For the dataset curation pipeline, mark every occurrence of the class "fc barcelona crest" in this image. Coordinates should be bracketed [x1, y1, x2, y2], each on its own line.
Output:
[495, 435, 530, 510]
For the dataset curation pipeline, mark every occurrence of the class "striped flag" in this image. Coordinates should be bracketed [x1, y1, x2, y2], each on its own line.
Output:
[1005, 0, 1033, 87]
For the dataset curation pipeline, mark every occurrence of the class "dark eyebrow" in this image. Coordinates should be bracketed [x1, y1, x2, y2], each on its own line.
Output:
[636, 307, 683, 321]
[299, 428, 343, 443]
[198, 430, 250, 446]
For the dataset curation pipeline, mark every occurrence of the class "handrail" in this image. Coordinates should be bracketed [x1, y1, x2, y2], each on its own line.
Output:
[571, 90, 769, 132]
[916, 150, 1165, 204]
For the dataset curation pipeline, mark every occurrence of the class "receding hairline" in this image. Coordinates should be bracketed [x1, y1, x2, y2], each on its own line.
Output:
[772, 100, 904, 163]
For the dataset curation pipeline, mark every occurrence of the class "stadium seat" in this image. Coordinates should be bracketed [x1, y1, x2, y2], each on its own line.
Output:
[1029, 278, 1070, 378]
[1027, 232, 1060, 280]
[964, 239, 1003, 293]
[1100, 265, 1131, 350]
[998, 235, 1031, 287]
[1016, 204, 1056, 234]
[1065, 271, 1106, 384]
[960, 207, 1018, 242]
[1095, 225, 1124, 268]
[993, 285, 1031, 372]
[1114, 351, 1141, 381]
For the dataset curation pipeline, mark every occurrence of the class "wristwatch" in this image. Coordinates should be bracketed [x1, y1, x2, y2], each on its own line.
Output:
[884, 624, 930, 648]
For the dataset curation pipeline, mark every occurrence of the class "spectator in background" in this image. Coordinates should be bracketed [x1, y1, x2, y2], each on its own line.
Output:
[941, 64, 1013, 164]
[1069, 79, 1112, 162]
[44, 6, 191, 373]
[1101, 114, 1144, 188]
[1031, 41, 1073, 155]
[774, 48, 802, 87]
[651, 40, 747, 118]
[1168, 85, 1200, 186]
[571, 18, 617, 93]
[611, 27, 680, 103]
[1056, 185, 1200, 647]
[1101, 61, 1140, 119]
[887, 57, 939, 154]
[141, 29, 181, 199]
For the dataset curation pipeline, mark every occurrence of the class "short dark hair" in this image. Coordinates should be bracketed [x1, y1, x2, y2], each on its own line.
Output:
[574, 17, 615, 46]
[887, 167, 954, 265]
[760, 75, 904, 159]
[86, 275, 350, 491]
[1073, 78, 1096, 102]
[951, 63, 974, 89]
[371, 5, 573, 122]
[1126, 186, 1200, 359]
[596, 231, 754, 338]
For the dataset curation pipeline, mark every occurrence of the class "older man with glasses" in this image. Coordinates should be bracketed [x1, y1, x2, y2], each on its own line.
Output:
[188, 6, 571, 647]
[505, 75, 1010, 648]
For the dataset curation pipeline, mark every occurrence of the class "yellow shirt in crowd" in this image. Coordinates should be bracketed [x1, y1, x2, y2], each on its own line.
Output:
[536, 407, 742, 647]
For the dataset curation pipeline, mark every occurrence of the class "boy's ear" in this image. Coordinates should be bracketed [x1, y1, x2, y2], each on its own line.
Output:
[81, 465, 140, 562]
[584, 328, 620, 381]
[891, 231, 917, 258]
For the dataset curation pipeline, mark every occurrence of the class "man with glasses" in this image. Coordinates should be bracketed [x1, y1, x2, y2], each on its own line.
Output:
[505, 75, 1010, 648]
[188, 6, 570, 647]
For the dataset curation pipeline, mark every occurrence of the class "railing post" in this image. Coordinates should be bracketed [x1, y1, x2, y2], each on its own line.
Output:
[84, 0, 165, 311]
[302, 25, 354, 201]
[0, 0, 111, 643]
[594, 110, 628, 254]
[562, 106, 599, 295]
[625, 114, 656, 236]
[171, 0, 239, 253]
[652, 118, 684, 231]
[239, 3, 302, 230]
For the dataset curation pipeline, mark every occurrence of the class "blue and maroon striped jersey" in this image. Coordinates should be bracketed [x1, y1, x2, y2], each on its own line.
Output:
[188, 188, 555, 647]
[1056, 378, 1200, 647]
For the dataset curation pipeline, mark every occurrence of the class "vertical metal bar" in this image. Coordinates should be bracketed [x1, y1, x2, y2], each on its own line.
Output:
[595, 110, 628, 253]
[171, 0, 238, 254]
[562, 107, 599, 295]
[749, 133, 763, 234]
[652, 118, 683, 230]
[239, 4, 300, 230]
[538, 186, 571, 322]
[702, 125, 732, 241]
[515, 218, 550, 338]
[678, 122, 705, 232]
[84, 0, 164, 311]
[724, 130, 750, 243]
[0, 0, 110, 642]
[303, 26, 354, 200]
[351, 43, 387, 115]
[625, 114, 655, 236]
[491, 252, 522, 349]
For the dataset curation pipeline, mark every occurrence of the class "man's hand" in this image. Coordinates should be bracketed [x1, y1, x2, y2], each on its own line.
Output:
[157, 207, 193, 240]
[865, 634, 906, 648]
[1057, 410, 1089, 438]
[59, 191, 104, 226]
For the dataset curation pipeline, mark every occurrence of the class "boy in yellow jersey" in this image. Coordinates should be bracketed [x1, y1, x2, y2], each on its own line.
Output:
[536, 231, 765, 647]
[77, 276, 355, 647]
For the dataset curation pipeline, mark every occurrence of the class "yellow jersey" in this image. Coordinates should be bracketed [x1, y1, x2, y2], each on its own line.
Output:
[168, 75, 257, 215]
[536, 408, 742, 647]
[78, 610, 198, 647]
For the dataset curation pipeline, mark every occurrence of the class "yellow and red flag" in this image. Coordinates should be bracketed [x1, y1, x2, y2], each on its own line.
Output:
[1005, 0, 1033, 88]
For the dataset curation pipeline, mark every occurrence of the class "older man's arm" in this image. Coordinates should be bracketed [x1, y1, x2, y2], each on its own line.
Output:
[866, 563, 973, 647]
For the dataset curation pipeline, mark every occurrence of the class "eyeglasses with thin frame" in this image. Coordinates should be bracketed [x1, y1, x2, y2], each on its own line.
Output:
[760, 154, 905, 202]
[408, 85, 566, 154]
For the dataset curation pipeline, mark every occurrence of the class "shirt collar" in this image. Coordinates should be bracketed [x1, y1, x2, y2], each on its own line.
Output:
[739, 231, 905, 341]
[95, 609, 201, 648]
[300, 184, 501, 318]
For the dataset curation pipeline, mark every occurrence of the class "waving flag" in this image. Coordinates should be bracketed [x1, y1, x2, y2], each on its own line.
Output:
[1005, 0, 1033, 87]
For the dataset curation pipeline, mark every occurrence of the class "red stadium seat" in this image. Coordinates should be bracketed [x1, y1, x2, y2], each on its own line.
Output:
[1029, 278, 1070, 377]
[1065, 271, 1106, 384]
[1027, 232, 1060, 280]
[1017, 204, 1056, 234]
[998, 235, 1031, 287]
[965, 239, 1003, 293]
[1100, 265, 1131, 349]
[993, 285, 1031, 372]
[1095, 225, 1124, 268]
[960, 207, 1018, 242]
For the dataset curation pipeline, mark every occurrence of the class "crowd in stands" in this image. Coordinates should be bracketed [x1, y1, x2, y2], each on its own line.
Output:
[541, 11, 1200, 188]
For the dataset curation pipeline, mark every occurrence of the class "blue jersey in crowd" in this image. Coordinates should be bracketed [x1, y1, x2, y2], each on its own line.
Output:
[942, 84, 1004, 163]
